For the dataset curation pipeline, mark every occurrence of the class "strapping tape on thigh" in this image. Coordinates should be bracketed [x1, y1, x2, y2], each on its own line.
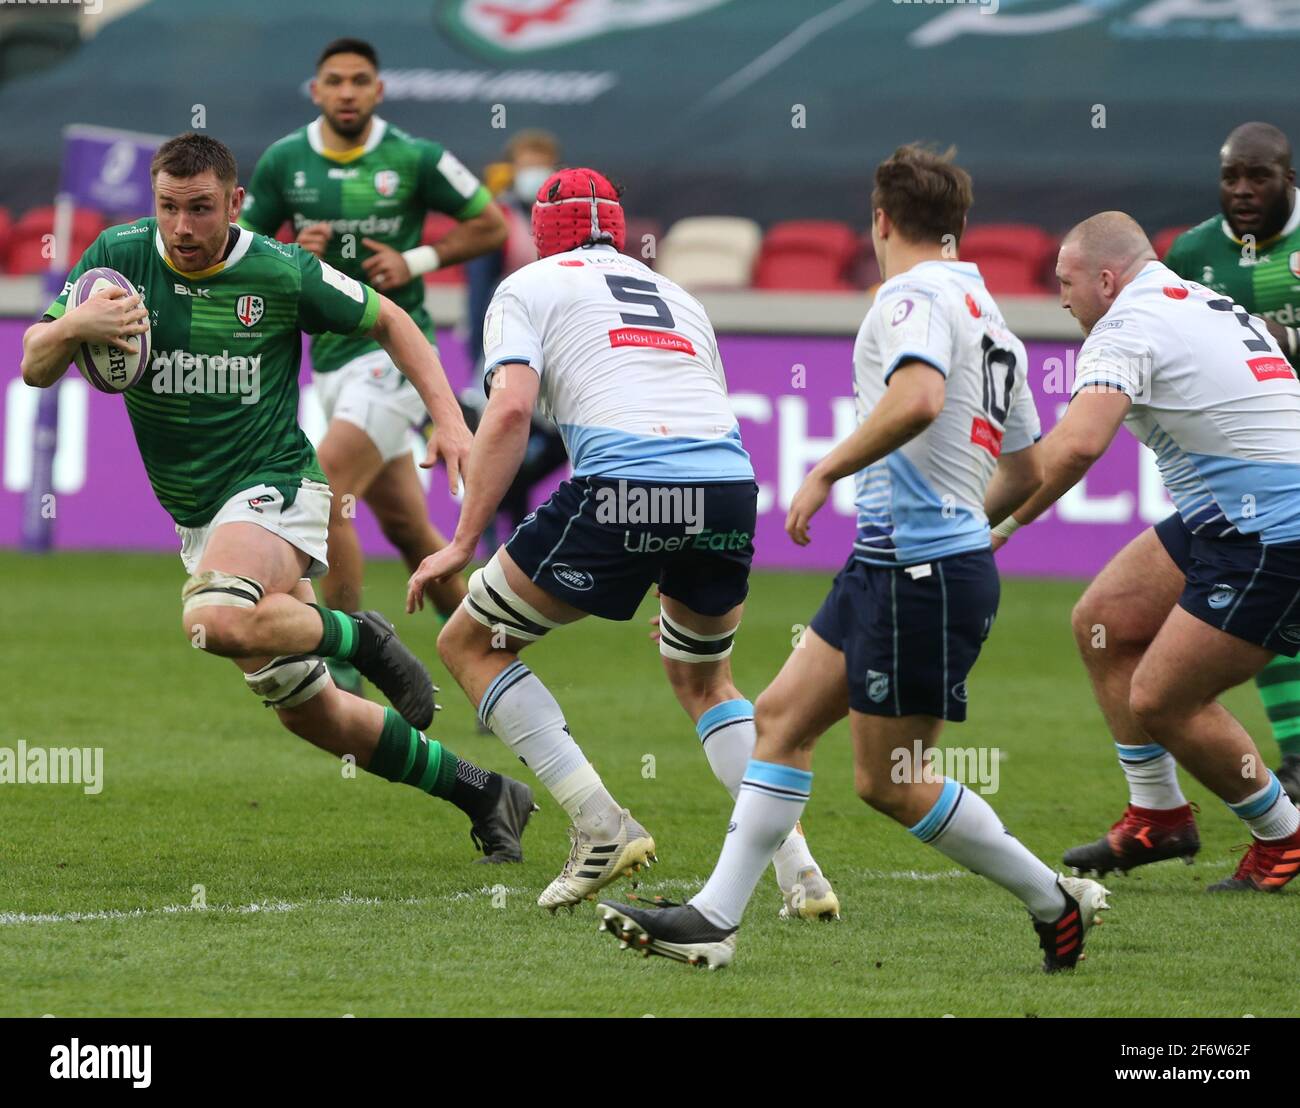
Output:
[463, 555, 562, 642]
[182, 571, 264, 617]
[659, 607, 738, 663]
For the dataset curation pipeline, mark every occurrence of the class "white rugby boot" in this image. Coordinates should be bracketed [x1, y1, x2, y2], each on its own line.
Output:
[778, 865, 841, 921]
[538, 809, 656, 911]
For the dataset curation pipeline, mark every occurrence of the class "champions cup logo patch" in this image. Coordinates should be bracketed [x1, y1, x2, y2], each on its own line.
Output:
[965, 293, 981, 318]
[246, 494, 276, 514]
[1290, 252, 1300, 280]
[1280, 624, 1300, 645]
[235, 295, 264, 328]
[373, 170, 400, 197]
[1163, 286, 1189, 300]
[890, 299, 914, 326]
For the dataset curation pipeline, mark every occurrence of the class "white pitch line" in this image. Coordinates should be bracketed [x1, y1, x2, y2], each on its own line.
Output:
[0, 873, 967, 926]
[0, 889, 512, 927]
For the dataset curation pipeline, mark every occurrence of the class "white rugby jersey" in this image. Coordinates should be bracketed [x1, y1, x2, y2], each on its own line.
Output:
[1072, 261, 1300, 543]
[481, 244, 753, 483]
[853, 260, 1040, 565]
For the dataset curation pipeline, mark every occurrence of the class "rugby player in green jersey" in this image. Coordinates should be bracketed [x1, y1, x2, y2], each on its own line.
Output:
[1162, 123, 1300, 804]
[241, 38, 508, 695]
[21, 133, 536, 862]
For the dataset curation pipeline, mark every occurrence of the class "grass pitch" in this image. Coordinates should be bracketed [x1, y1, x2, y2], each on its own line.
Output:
[1, 550, 1294, 1017]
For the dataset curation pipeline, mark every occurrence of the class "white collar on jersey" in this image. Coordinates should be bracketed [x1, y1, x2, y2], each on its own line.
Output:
[307, 116, 388, 157]
[1218, 186, 1300, 245]
[154, 223, 254, 278]
[910, 258, 981, 278]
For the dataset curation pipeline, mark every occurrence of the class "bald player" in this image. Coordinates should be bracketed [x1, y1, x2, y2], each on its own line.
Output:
[993, 211, 1300, 893]
[1163, 122, 1300, 804]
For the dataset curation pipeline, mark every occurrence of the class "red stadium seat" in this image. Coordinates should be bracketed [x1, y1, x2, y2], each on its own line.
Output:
[754, 220, 858, 290]
[0, 207, 10, 269]
[1152, 225, 1190, 262]
[959, 223, 1057, 295]
[2, 205, 106, 274]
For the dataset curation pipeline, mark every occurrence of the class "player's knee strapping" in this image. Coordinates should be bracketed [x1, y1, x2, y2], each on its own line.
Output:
[658, 606, 738, 663]
[244, 654, 329, 709]
[463, 554, 562, 642]
[181, 570, 264, 618]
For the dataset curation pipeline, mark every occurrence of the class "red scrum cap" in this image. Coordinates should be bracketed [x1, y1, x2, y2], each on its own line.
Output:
[531, 167, 626, 258]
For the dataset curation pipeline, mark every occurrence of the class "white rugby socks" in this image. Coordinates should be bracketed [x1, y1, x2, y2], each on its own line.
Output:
[1115, 741, 1187, 810]
[911, 778, 1066, 922]
[479, 661, 622, 838]
[696, 699, 754, 796]
[1229, 773, 1300, 841]
[695, 700, 823, 890]
[690, 759, 811, 929]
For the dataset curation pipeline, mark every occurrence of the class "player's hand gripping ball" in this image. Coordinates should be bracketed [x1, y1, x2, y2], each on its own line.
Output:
[70, 267, 150, 393]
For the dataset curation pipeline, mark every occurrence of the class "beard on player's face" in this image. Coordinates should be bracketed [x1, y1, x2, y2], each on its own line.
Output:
[1221, 166, 1293, 241]
[325, 103, 373, 140]
[162, 221, 228, 271]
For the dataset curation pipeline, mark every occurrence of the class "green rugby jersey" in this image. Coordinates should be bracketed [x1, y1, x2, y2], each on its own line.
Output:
[1164, 192, 1300, 327]
[239, 116, 491, 372]
[45, 217, 381, 527]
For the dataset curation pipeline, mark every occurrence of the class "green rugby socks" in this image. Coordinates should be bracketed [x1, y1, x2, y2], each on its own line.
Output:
[1257, 656, 1300, 759]
[368, 708, 500, 819]
[311, 604, 361, 661]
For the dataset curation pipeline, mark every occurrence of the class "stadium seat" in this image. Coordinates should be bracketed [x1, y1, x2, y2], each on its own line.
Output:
[2, 205, 106, 275]
[0, 206, 11, 266]
[655, 216, 762, 290]
[959, 223, 1057, 295]
[421, 212, 464, 285]
[754, 220, 858, 290]
[1153, 225, 1190, 261]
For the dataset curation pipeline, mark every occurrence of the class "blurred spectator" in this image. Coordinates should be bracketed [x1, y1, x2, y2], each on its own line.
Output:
[461, 130, 569, 548]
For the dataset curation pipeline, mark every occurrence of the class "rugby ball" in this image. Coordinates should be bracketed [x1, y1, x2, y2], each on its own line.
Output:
[70, 267, 149, 393]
